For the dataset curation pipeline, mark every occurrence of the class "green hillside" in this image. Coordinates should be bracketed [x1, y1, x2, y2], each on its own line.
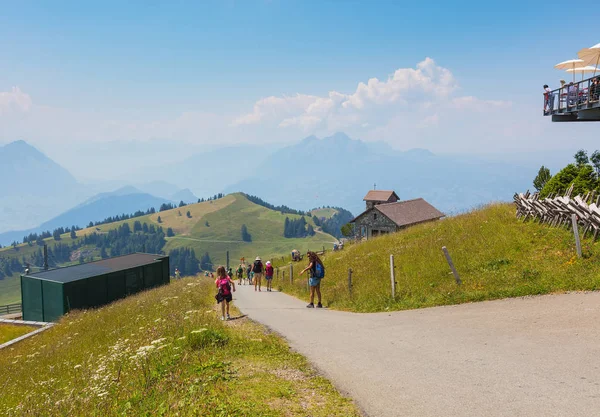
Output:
[0, 193, 337, 305]
[274, 203, 600, 312]
[1, 277, 359, 416]
[163, 193, 337, 269]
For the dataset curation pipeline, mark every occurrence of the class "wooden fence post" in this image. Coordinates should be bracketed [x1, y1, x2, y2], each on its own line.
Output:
[290, 263, 293, 284]
[277, 268, 279, 281]
[442, 246, 462, 285]
[348, 268, 353, 296]
[571, 214, 583, 258]
[390, 255, 396, 298]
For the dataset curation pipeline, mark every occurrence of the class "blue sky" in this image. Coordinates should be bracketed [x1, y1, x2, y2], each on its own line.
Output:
[1, 0, 599, 166]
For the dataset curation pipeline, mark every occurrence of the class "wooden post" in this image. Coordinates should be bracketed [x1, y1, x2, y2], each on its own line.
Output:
[290, 263, 293, 284]
[348, 268, 353, 296]
[571, 214, 583, 258]
[277, 268, 279, 281]
[283, 271, 285, 282]
[390, 255, 396, 298]
[226, 251, 230, 270]
[442, 246, 461, 285]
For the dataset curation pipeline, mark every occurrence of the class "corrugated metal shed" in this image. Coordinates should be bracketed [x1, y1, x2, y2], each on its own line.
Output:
[21, 253, 170, 322]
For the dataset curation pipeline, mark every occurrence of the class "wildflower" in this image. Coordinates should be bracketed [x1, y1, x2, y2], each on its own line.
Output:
[151, 338, 167, 345]
[177, 336, 186, 341]
[74, 364, 82, 370]
[190, 328, 207, 334]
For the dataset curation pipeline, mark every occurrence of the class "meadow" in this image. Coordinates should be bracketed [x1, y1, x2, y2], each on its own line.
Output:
[273, 204, 600, 312]
[0, 277, 360, 417]
[0, 324, 36, 344]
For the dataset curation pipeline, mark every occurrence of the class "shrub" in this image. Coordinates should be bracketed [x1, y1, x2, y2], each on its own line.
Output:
[188, 328, 229, 350]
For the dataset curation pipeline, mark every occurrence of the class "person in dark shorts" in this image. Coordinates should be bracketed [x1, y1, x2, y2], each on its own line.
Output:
[215, 266, 236, 320]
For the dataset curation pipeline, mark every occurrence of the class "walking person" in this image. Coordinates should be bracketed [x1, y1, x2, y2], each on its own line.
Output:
[237, 264, 244, 285]
[246, 263, 252, 285]
[215, 266, 236, 321]
[300, 251, 325, 308]
[265, 261, 274, 291]
[253, 256, 264, 292]
[174, 267, 181, 280]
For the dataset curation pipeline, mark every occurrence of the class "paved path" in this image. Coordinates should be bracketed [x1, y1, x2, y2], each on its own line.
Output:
[234, 286, 600, 417]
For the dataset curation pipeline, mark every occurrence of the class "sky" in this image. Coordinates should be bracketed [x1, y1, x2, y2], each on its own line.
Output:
[1, 0, 600, 177]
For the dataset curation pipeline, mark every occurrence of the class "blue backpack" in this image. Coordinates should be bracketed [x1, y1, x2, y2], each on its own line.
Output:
[314, 263, 325, 279]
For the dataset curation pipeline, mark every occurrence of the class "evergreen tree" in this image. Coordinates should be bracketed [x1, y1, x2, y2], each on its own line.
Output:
[167, 228, 175, 237]
[142, 223, 149, 233]
[533, 166, 552, 191]
[157, 216, 162, 223]
[574, 149, 589, 167]
[186, 210, 191, 218]
[200, 252, 212, 271]
[241, 224, 252, 242]
[179, 200, 186, 208]
[100, 246, 108, 259]
[53, 229, 61, 240]
[307, 224, 315, 236]
[133, 220, 142, 232]
[70, 229, 77, 239]
[591, 150, 600, 176]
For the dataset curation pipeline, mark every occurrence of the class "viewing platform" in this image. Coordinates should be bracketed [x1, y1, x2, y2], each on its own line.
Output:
[544, 75, 600, 122]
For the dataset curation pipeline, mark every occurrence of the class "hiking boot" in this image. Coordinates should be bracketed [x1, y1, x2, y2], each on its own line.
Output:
[306, 303, 314, 308]
[316, 303, 323, 308]
[226, 314, 231, 320]
[221, 316, 225, 321]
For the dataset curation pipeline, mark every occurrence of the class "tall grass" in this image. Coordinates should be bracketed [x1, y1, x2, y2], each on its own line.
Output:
[0, 278, 359, 416]
[274, 204, 600, 312]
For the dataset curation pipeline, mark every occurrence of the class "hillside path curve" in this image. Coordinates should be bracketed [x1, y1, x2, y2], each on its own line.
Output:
[234, 286, 600, 417]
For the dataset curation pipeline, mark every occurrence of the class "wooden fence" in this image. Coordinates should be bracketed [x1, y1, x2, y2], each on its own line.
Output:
[0, 303, 22, 316]
[514, 185, 600, 240]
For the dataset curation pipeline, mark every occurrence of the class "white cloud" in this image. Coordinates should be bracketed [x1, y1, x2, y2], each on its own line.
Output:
[233, 58, 461, 132]
[0, 87, 32, 114]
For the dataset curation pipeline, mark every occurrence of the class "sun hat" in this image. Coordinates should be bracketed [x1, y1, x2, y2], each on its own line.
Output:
[266, 261, 271, 266]
[255, 256, 261, 261]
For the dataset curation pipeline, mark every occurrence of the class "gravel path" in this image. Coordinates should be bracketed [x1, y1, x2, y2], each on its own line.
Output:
[234, 286, 600, 417]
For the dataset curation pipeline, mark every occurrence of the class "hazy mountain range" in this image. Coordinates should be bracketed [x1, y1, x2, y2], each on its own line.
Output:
[0, 134, 541, 245]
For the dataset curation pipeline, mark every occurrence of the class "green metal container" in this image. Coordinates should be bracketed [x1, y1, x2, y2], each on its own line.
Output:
[21, 253, 170, 322]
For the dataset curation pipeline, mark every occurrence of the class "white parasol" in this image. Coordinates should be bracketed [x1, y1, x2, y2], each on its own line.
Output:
[555, 59, 585, 81]
[566, 66, 600, 81]
[577, 43, 600, 76]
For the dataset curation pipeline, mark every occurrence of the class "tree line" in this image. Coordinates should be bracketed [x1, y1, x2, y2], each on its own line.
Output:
[533, 149, 600, 197]
[284, 217, 315, 238]
[244, 194, 309, 216]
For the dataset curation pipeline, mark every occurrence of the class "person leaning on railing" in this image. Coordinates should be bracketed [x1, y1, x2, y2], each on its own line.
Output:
[544, 84, 553, 113]
[591, 77, 600, 102]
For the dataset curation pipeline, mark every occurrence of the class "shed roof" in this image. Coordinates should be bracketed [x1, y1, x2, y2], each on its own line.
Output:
[24, 253, 166, 284]
[363, 190, 399, 202]
[374, 198, 444, 227]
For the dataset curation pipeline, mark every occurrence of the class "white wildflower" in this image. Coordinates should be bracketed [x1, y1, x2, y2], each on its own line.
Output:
[190, 328, 207, 334]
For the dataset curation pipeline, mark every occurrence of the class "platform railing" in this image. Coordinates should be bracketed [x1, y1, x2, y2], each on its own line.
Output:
[544, 75, 600, 115]
[0, 303, 22, 316]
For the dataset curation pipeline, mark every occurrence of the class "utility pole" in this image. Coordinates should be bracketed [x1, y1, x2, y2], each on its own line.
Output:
[43, 244, 49, 271]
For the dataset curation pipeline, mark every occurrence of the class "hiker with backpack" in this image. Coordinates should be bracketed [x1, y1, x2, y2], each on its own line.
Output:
[215, 266, 236, 321]
[300, 251, 325, 308]
[253, 256, 264, 292]
[265, 261, 274, 291]
[237, 264, 244, 285]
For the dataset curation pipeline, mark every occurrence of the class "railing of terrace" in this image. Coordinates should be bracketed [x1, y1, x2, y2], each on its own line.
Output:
[544, 75, 600, 116]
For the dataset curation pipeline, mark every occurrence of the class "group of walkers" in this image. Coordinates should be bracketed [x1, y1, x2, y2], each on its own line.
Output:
[214, 251, 325, 320]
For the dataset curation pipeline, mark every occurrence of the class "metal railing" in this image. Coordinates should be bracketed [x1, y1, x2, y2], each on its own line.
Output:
[0, 303, 22, 316]
[544, 75, 600, 115]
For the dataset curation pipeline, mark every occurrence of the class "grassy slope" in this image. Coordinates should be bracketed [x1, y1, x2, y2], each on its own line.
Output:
[0, 194, 337, 304]
[310, 208, 338, 219]
[0, 278, 360, 416]
[273, 204, 600, 312]
[164, 193, 337, 268]
[0, 324, 36, 344]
